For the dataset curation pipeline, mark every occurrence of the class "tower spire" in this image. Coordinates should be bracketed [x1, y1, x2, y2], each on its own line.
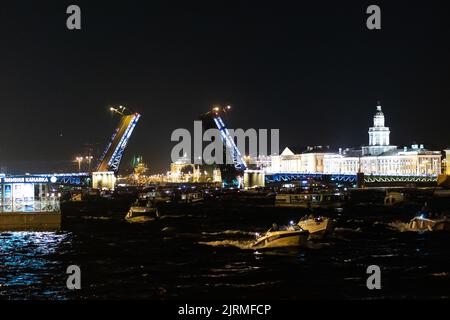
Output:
[362, 103, 396, 156]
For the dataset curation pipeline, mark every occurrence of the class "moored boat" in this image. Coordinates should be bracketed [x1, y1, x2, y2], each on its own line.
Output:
[179, 191, 204, 204]
[275, 192, 346, 209]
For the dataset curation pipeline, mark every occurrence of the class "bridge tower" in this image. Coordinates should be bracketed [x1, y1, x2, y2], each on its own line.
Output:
[209, 106, 247, 171]
[200, 106, 247, 187]
[445, 150, 450, 175]
[93, 106, 141, 189]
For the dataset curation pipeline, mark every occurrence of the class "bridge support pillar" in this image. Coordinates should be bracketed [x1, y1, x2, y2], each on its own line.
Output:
[357, 172, 365, 188]
[438, 174, 450, 188]
[92, 171, 116, 190]
[445, 150, 450, 175]
[244, 170, 265, 189]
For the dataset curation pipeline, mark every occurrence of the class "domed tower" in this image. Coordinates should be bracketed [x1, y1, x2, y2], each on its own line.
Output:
[369, 105, 390, 146]
[362, 103, 397, 156]
[373, 105, 385, 127]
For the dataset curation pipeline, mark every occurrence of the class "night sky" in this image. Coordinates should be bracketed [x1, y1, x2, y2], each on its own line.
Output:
[1, 0, 449, 174]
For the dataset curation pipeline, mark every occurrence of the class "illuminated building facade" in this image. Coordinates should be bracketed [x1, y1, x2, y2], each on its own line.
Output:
[444, 150, 450, 175]
[0, 175, 60, 213]
[213, 168, 222, 183]
[167, 153, 218, 183]
[263, 104, 442, 177]
[267, 147, 331, 174]
[323, 146, 441, 176]
[362, 105, 397, 156]
[92, 171, 116, 190]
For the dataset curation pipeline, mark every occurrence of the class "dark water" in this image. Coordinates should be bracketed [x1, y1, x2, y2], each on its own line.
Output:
[1, 205, 449, 300]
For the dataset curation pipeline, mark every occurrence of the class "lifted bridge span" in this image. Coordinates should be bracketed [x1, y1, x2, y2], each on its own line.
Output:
[33, 108, 140, 186]
[96, 111, 140, 173]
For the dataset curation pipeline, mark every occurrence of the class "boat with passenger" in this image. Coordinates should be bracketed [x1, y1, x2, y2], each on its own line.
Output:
[297, 215, 335, 238]
[125, 198, 159, 222]
[407, 214, 450, 232]
[251, 223, 309, 249]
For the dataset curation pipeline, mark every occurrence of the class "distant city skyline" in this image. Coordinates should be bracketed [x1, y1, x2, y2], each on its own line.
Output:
[1, 1, 449, 173]
[264, 105, 443, 178]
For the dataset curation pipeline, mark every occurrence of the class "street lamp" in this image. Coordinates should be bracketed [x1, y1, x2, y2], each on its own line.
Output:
[85, 155, 93, 172]
[109, 105, 128, 116]
[209, 105, 231, 116]
[75, 157, 83, 172]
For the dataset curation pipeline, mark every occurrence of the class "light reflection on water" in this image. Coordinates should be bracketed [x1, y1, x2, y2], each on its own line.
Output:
[0, 232, 70, 299]
[0, 209, 449, 300]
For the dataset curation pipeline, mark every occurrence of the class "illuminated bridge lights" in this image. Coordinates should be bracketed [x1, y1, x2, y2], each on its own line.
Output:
[107, 113, 140, 172]
[97, 112, 141, 173]
[363, 175, 437, 183]
[0, 173, 91, 186]
[266, 173, 357, 183]
[35, 173, 91, 185]
[265, 173, 437, 184]
[212, 116, 247, 171]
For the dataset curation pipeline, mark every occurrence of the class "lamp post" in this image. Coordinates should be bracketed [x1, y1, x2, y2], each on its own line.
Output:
[75, 157, 83, 172]
[85, 155, 93, 172]
[110, 105, 127, 116]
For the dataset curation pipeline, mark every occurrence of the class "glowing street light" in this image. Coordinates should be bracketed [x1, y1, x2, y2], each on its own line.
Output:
[119, 105, 128, 113]
[210, 105, 231, 115]
[75, 156, 83, 172]
[85, 155, 93, 172]
[109, 105, 127, 116]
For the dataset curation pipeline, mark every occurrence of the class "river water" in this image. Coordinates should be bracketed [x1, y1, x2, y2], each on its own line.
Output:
[1, 205, 449, 300]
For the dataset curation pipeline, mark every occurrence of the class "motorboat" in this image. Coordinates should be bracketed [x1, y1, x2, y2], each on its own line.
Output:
[251, 224, 309, 249]
[407, 215, 450, 232]
[297, 216, 335, 238]
[125, 199, 160, 222]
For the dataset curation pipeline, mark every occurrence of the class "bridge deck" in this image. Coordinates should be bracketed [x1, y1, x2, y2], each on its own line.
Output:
[265, 172, 437, 184]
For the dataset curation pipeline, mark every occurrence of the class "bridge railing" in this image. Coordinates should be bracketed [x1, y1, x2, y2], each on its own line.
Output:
[264, 172, 438, 184]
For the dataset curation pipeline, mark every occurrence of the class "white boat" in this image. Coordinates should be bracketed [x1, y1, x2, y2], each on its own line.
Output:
[407, 215, 450, 232]
[125, 201, 159, 222]
[251, 225, 309, 249]
[297, 216, 334, 238]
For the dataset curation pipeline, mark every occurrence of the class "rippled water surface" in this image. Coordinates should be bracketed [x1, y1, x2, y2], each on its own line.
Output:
[1, 206, 449, 300]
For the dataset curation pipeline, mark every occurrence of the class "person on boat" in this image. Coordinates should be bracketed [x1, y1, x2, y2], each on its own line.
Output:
[271, 223, 279, 231]
[146, 198, 154, 208]
[307, 200, 313, 212]
[417, 202, 429, 218]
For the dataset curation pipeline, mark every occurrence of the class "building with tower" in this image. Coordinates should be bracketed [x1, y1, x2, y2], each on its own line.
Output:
[362, 104, 397, 156]
[262, 103, 442, 177]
